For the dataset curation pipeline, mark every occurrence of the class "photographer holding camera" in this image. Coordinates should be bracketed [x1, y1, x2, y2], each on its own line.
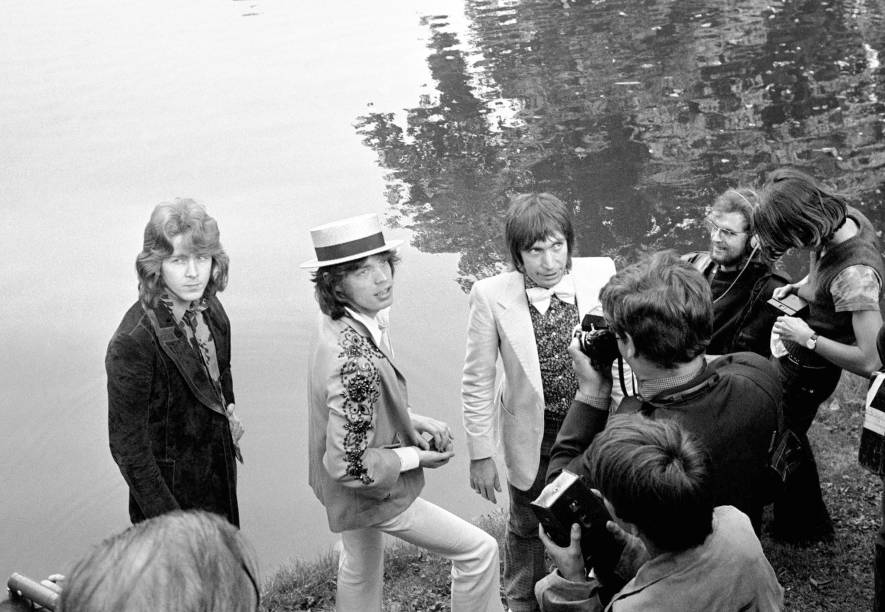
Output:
[535, 416, 783, 611]
[548, 251, 781, 532]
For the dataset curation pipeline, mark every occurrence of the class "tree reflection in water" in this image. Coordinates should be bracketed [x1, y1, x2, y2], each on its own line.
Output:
[355, 0, 885, 289]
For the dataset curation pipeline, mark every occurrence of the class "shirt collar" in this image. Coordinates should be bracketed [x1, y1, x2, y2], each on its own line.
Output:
[637, 360, 706, 400]
[159, 294, 208, 324]
[344, 306, 389, 348]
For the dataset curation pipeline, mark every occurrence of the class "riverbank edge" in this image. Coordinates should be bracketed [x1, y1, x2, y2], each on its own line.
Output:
[260, 372, 880, 611]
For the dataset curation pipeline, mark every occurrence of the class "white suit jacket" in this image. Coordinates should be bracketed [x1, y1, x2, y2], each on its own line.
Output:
[461, 257, 617, 490]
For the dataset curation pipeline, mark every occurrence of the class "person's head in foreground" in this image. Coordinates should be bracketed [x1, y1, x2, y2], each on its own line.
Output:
[600, 250, 712, 370]
[536, 415, 784, 611]
[136, 198, 229, 311]
[587, 415, 713, 553]
[59, 510, 259, 612]
[505, 192, 575, 289]
[301, 213, 402, 320]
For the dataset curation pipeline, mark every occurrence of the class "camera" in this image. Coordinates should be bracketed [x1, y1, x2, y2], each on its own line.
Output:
[531, 470, 624, 587]
[766, 294, 808, 317]
[574, 313, 620, 371]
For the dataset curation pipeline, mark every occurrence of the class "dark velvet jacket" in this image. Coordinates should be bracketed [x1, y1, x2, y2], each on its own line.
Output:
[106, 295, 239, 526]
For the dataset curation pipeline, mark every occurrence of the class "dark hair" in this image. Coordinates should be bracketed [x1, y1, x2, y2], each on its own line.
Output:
[311, 250, 400, 319]
[504, 193, 574, 272]
[59, 510, 259, 612]
[586, 415, 714, 552]
[754, 168, 847, 259]
[136, 199, 229, 309]
[600, 250, 712, 367]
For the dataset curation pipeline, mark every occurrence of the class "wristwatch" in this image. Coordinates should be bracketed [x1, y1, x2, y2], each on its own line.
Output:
[806, 333, 819, 351]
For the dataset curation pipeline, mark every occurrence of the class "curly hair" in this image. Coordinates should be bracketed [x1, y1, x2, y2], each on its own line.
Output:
[600, 250, 712, 368]
[504, 192, 574, 272]
[753, 168, 847, 260]
[136, 199, 229, 309]
[311, 250, 400, 319]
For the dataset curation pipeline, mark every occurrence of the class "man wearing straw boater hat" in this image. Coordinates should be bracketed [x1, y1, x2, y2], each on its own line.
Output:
[302, 213, 502, 612]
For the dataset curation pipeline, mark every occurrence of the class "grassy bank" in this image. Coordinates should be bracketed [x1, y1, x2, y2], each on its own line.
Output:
[262, 374, 881, 611]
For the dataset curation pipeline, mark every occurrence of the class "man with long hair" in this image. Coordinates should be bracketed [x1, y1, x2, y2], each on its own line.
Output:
[107, 199, 243, 526]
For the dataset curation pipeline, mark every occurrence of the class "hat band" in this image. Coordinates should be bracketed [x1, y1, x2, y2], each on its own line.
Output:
[314, 232, 386, 262]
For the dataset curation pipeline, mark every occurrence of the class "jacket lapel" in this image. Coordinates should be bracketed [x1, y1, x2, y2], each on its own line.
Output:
[496, 273, 544, 402]
[144, 304, 226, 416]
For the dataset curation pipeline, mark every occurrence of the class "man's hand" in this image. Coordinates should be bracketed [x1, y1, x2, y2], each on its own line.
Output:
[412, 414, 454, 452]
[226, 403, 245, 443]
[418, 449, 454, 469]
[773, 276, 809, 301]
[538, 523, 587, 583]
[469, 457, 501, 503]
[605, 519, 649, 582]
[772, 284, 795, 300]
[772, 315, 815, 347]
[568, 337, 613, 399]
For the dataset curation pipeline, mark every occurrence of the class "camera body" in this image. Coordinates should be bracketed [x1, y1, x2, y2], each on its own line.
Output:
[766, 293, 808, 317]
[531, 470, 624, 586]
[575, 313, 620, 371]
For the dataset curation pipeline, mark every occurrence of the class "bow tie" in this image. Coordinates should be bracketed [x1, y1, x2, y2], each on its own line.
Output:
[525, 275, 575, 315]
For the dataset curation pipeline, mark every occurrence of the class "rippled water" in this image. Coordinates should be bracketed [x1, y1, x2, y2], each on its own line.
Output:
[1, 0, 884, 586]
[360, 0, 885, 282]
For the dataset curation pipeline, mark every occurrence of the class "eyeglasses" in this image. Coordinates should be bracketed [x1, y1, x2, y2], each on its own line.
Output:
[703, 217, 747, 240]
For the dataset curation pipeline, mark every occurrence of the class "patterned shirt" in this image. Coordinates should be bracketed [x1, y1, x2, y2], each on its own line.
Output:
[526, 276, 580, 455]
[161, 296, 224, 404]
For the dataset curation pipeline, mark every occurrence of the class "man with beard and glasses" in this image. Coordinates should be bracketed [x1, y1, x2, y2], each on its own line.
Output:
[682, 188, 788, 358]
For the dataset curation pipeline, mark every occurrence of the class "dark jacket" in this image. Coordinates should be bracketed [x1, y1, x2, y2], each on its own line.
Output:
[683, 252, 788, 357]
[549, 353, 782, 531]
[106, 296, 239, 526]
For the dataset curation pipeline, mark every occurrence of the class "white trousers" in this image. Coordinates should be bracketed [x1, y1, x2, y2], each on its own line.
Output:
[336, 497, 502, 611]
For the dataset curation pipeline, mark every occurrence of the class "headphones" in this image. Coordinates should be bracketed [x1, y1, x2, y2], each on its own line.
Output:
[712, 242, 760, 304]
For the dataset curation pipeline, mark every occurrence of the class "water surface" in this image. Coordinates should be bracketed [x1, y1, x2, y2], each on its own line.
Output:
[2, 0, 884, 583]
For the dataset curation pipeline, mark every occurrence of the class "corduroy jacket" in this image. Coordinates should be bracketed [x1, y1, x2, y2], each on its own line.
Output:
[106, 296, 239, 526]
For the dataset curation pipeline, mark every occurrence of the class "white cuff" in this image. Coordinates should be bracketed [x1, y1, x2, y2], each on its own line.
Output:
[393, 446, 421, 472]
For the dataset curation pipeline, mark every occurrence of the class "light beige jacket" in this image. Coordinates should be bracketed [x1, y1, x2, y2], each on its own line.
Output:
[308, 313, 424, 532]
[461, 257, 617, 490]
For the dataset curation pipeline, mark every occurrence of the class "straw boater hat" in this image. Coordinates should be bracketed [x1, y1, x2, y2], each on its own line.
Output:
[300, 213, 403, 269]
